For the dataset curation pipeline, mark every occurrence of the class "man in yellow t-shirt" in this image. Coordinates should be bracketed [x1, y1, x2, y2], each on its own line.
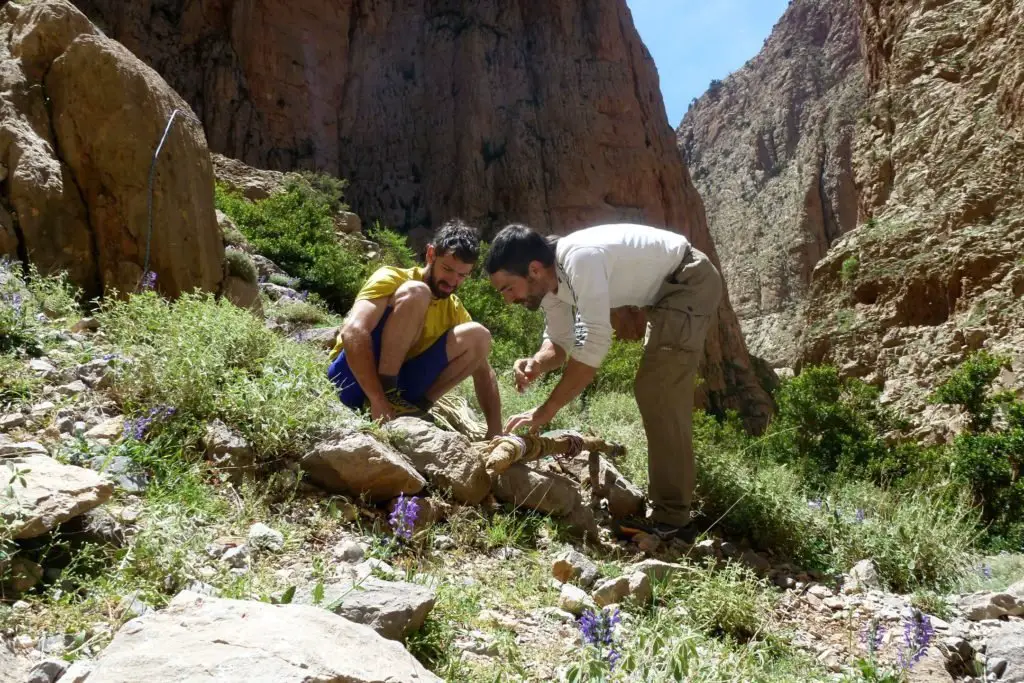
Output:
[327, 219, 503, 437]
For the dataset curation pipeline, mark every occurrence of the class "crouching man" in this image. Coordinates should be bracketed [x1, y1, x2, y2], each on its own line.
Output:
[484, 223, 723, 540]
[328, 219, 503, 438]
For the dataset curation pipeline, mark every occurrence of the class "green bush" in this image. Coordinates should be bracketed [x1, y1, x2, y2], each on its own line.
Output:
[0, 261, 80, 355]
[931, 350, 1011, 432]
[760, 366, 897, 485]
[224, 248, 258, 285]
[591, 340, 643, 394]
[216, 178, 368, 313]
[675, 560, 775, 641]
[97, 291, 347, 459]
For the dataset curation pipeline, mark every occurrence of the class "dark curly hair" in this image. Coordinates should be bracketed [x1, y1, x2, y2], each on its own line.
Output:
[431, 218, 480, 263]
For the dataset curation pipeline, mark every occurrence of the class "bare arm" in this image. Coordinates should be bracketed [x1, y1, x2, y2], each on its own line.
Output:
[339, 297, 389, 407]
[539, 358, 598, 418]
[472, 362, 503, 438]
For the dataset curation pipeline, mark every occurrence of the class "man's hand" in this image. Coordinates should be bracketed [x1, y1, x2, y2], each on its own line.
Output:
[512, 357, 543, 393]
[504, 404, 555, 434]
[369, 395, 396, 422]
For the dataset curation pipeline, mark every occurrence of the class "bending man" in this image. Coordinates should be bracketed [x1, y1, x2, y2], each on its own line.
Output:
[328, 219, 503, 437]
[485, 223, 723, 539]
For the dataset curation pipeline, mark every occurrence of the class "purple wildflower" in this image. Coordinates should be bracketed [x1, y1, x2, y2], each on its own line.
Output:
[123, 404, 176, 441]
[979, 563, 993, 579]
[855, 508, 866, 523]
[897, 611, 935, 670]
[389, 494, 420, 541]
[860, 618, 886, 655]
[141, 271, 157, 291]
[579, 607, 621, 670]
[3, 292, 23, 316]
[808, 499, 823, 511]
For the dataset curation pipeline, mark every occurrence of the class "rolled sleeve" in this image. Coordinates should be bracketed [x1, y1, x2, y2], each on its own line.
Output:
[542, 296, 575, 354]
[562, 248, 612, 368]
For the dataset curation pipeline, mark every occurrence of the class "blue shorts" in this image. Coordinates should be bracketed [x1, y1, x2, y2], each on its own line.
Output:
[327, 307, 450, 410]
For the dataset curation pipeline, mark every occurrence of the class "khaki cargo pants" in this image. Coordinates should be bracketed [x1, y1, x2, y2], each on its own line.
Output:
[635, 248, 722, 527]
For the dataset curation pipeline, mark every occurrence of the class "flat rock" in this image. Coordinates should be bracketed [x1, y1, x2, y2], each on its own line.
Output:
[558, 583, 592, 616]
[300, 430, 425, 503]
[0, 638, 30, 683]
[85, 590, 441, 682]
[385, 417, 490, 504]
[986, 621, 1024, 682]
[1, 453, 113, 538]
[202, 419, 255, 481]
[295, 577, 435, 641]
[960, 591, 1024, 621]
[84, 416, 125, 445]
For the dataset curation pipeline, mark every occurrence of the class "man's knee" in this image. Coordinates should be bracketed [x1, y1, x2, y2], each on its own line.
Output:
[451, 322, 492, 361]
[392, 280, 432, 310]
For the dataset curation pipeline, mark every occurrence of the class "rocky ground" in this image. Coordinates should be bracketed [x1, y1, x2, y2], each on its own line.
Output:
[1, 284, 1023, 683]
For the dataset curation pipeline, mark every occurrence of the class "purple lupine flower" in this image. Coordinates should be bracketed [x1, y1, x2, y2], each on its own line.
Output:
[3, 292, 23, 316]
[855, 508, 866, 523]
[141, 271, 157, 290]
[579, 607, 621, 670]
[123, 404, 176, 440]
[860, 618, 885, 655]
[979, 563, 993, 579]
[388, 494, 420, 541]
[897, 611, 935, 670]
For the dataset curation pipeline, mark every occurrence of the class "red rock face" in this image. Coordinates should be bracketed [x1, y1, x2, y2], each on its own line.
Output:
[73, 0, 772, 428]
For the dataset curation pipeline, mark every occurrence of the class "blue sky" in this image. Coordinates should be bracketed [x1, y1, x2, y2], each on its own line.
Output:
[627, 0, 791, 125]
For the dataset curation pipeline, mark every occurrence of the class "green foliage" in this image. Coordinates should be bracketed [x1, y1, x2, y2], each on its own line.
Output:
[224, 248, 258, 284]
[0, 353, 42, 408]
[676, 560, 775, 641]
[96, 291, 347, 460]
[1, 261, 79, 355]
[760, 366, 897, 485]
[841, 256, 859, 285]
[591, 340, 643, 394]
[931, 350, 1011, 432]
[215, 178, 362, 312]
[366, 221, 416, 269]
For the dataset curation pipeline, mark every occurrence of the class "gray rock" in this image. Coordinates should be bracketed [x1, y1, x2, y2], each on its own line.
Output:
[0, 413, 26, 430]
[221, 546, 249, 569]
[24, 658, 67, 683]
[59, 660, 94, 683]
[432, 535, 455, 551]
[259, 282, 302, 301]
[56, 380, 88, 396]
[741, 549, 771, 574]
[84, 416, 125, 445]
[30, 401, 55, 416]
[300, 430, 425, 503]
[0, 453, 113, 539]
[628, 572, 653, 605]
[986, 621, 1024, 682]
[117, 591, 153, 619]
[847, 559, 883, 592]
[296, 577, 436, 641]
[961, 592, 1024, 621]
[76, 358, 111, 389]
[247, 523, 284, 553]
[334, 539, 365, 563]
[87, 455, 148, 494]
[202, 420, 256, 482]
[592, 576, 630, 608]
[535, 606, 577, 624]
[71, 317, 100, 333]
[28, 358, 57, 378]
[552, 549, 600, 588]
[558, 452, 645, 519]
[558, 583, 592, 616]
[85, 590, 441, 681]
[490, 463, 598, 538]
[628, 559, 687, 583]
[385, 418, 490, 505]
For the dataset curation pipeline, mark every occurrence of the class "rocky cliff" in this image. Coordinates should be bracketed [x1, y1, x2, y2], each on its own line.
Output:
[70, 0, 773, 429]
[800, 0, 1024, 432]
[678, 0, 865, 367]
[0, 0, 224, 299]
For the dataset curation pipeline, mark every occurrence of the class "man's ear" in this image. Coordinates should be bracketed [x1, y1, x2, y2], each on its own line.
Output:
[425, 244, 436, 264]
[528, 260, 542, 278]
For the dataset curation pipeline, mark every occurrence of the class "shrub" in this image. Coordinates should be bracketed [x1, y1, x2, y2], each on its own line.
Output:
[675, 560, 775, 641]
[97, 291, 347, 459]
[224, 248, 258, 285]
[0, 261, 80, 354]
[215, 177, 367, 312]
[760, 366, 897, 485]
[841, 256, 859, 285]
[591, 340, 643, 394]
[931, 350, 1011, 432]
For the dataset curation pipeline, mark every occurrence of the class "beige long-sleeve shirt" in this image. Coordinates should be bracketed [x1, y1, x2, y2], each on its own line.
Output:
[541, 223, 692, 367]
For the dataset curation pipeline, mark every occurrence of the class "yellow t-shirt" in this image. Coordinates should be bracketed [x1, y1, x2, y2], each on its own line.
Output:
[329, 265, 472, 361]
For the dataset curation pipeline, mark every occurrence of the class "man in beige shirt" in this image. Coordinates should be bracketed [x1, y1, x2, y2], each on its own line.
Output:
[486, 222, 723, 540]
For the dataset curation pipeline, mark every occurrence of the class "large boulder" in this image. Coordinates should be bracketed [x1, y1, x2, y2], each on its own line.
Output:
[0, 446, 113, 539]
[85, 590, 441, 682]
[559, 452, 645, 519]
[0, 0, 223, 299]
[296, 577, 436, 641]
[491, 463, 598, 538]
[385, 417, 490, 504]
[299, 430, 425, 502]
